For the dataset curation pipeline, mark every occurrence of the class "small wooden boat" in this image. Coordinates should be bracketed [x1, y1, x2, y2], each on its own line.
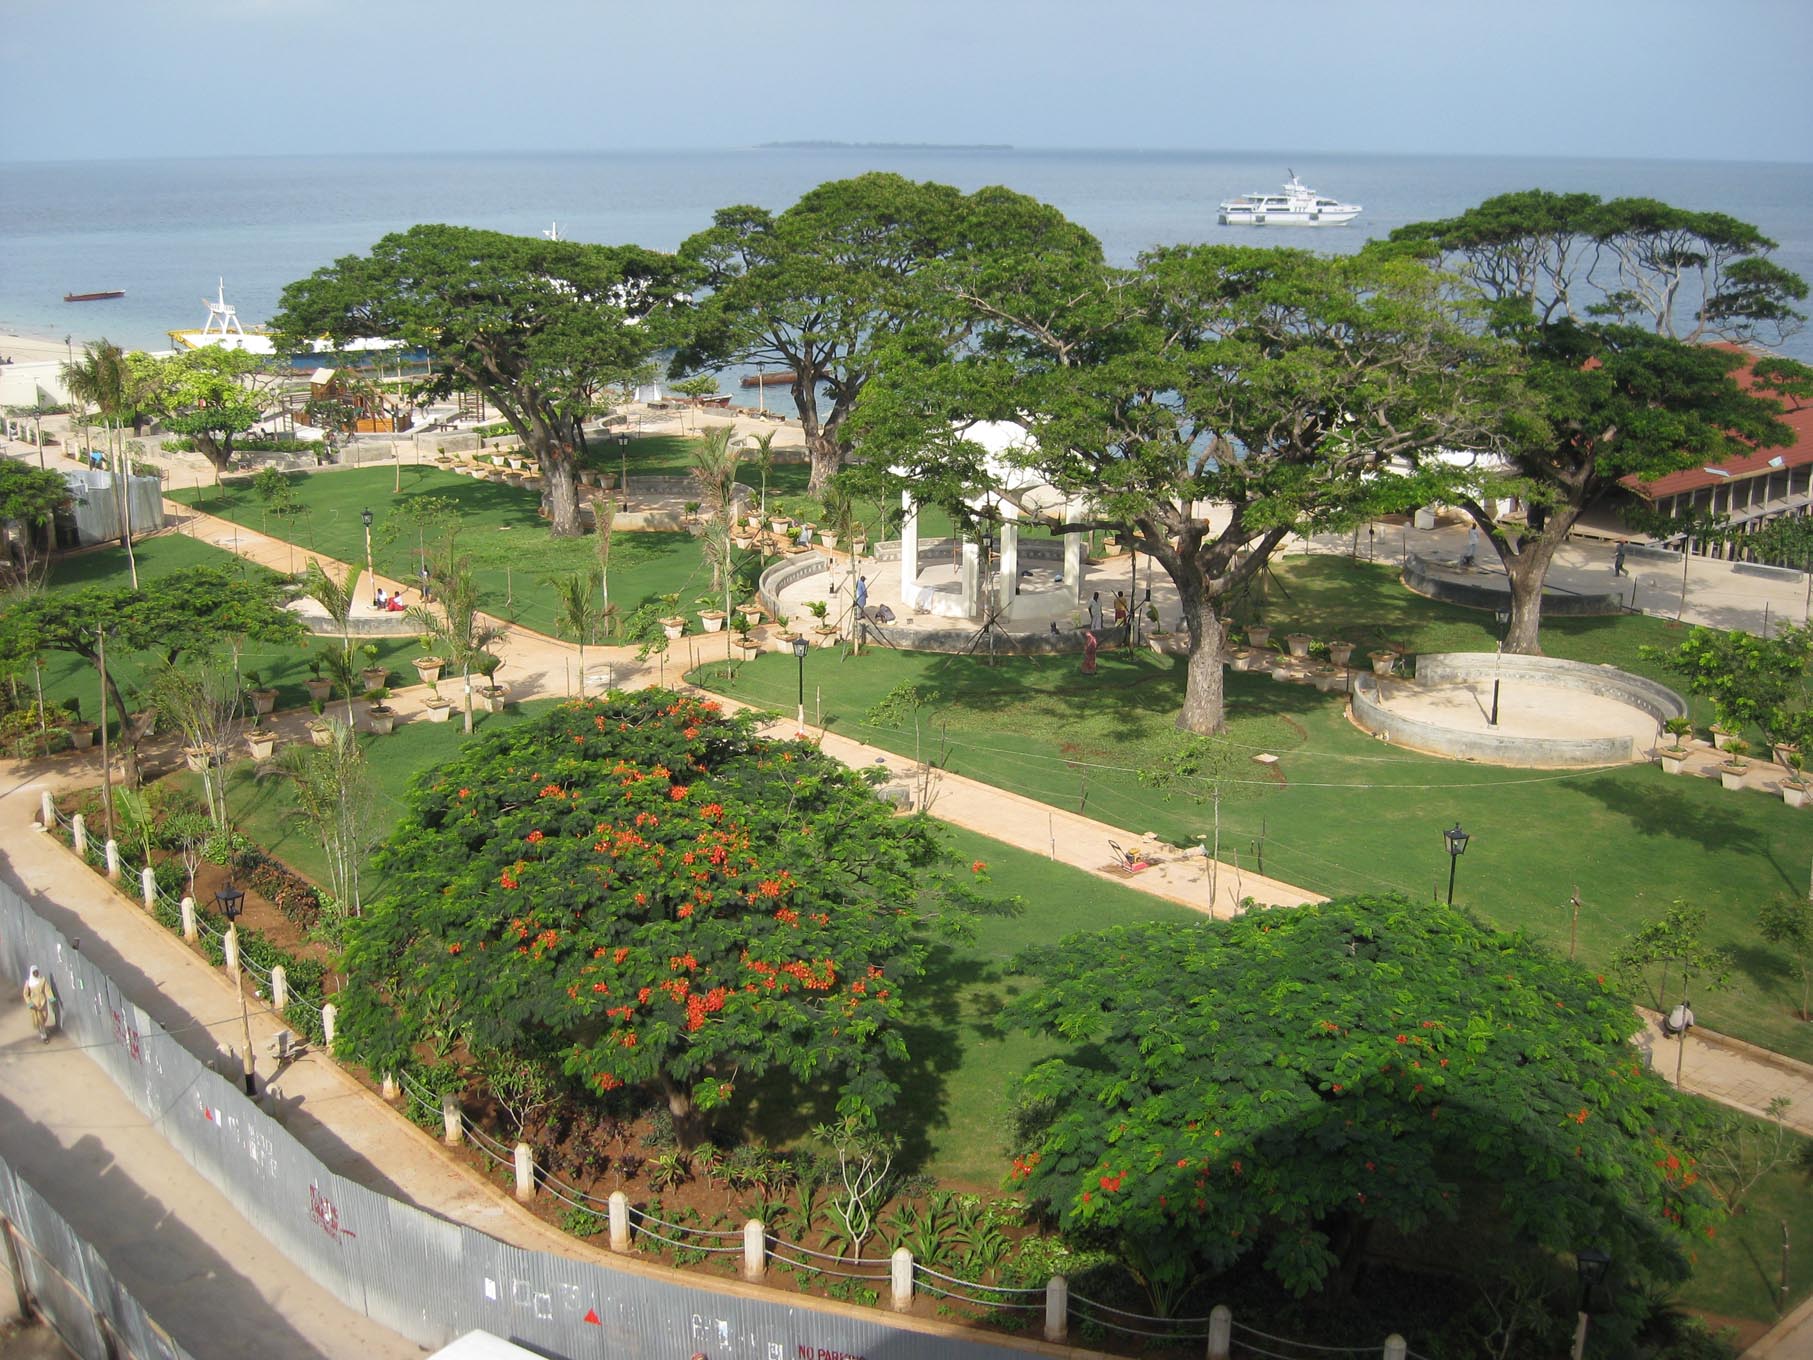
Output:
[740, 370, 796, 388]
[64, 290, 126, 302]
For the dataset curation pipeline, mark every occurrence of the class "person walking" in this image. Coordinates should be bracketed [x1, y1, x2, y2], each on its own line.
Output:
[1462, 524, 1479, 567]
[22, 965, 55, 1042]
[1088, 591, 1103, 634]
[1613, 541, 1627, 576]
[854, 575, 868, 612]
[1113, 590, 1128, 645]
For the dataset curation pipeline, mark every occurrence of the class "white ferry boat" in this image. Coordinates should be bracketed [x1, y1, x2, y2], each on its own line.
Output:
[1218, 172, 1361, 227]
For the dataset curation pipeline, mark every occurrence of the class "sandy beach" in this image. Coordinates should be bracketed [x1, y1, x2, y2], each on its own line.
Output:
[0, 330, 89, 366]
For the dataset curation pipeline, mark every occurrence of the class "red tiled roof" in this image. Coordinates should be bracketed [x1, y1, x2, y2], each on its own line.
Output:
[1624, 344, 1812, 500]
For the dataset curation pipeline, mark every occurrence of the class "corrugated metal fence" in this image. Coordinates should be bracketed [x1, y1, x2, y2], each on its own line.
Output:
[0, 878, 1039, 1360]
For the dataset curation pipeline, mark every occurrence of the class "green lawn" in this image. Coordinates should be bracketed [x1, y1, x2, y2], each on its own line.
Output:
[168, 463, 730, 641]
[690, 557, 1813, 1064]
[24, 534, 420, 732]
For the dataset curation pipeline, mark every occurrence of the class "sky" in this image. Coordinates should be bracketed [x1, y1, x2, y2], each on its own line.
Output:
[3, 0, 1810, 164]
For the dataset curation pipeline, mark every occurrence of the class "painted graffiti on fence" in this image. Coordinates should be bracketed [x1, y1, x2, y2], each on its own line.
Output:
[109, 1004, 142, 1061]
[799, 1347, 870, 1360]
[309, 1182, 357, 1243]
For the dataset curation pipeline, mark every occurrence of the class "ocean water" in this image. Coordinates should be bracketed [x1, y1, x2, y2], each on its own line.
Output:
[3, 148, 1810, 364]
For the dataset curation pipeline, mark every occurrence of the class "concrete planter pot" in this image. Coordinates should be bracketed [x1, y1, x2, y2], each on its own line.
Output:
[1328, 641, 1356, 668]
[738, 605, 765, 626]
[1369, 651, 1398, 676]
[1245, 626, 1272, 649]
[814, 626, 839, 648]
[1773, 743, 1801, 768]
[183, 745, 216, 774]
[699, 611, 726, 633]
[414, 657, 445, 685]
[1312, 667, 1345, 693]
[367, 705, 397, 735]
[661, 618, 686, 640]
[245, 730, 278, 760]
[69, 723, 97, 750]
[1711, 725, 1738, 752]
[1658, 748, 1689, 775]
[361, 667, 390, 692]
[424, 699, 453, 724]
[1719, 761, 1749, 791]
[249, 688, 278, 717]
[304, 678, 333, 703]
[1284, 632, 1313, 658]
[1784, 780, 1810, 809]
[479, 686, 509, 713]
[308, 722, 334, 748]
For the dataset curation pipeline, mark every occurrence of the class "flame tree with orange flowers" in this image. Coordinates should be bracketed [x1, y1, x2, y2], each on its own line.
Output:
[340, 690, 1005, 1142]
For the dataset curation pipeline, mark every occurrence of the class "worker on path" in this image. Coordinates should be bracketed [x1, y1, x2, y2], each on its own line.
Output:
[22, 965, 56, 1042]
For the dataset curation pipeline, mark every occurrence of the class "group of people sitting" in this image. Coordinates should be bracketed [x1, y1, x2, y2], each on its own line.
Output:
[373, 587, 409, 613]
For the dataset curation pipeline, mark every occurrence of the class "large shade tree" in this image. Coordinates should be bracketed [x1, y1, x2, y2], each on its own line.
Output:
[137, 347, 277, 477]
[274, 225, 689, 536]
[341, 691, 997, 1137]
[673, 174, 1086, 492]
[1005, 895, 1714, 1311]
[1390, 192, 1805, 653]
[0, 461, 73, 587]
[859, 241, 1510, 733]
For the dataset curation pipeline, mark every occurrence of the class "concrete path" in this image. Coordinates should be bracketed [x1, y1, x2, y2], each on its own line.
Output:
[0, 978, 424, 1359]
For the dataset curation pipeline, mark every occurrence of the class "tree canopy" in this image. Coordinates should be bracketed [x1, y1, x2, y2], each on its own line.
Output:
[1390, 191, 1805, 653]
[674, 173, 1097, 492]
[0, 461, 73, 585]
[274, 224, 689, 536]
[341, 690, 998, 1133]
[1005, 895, 1713, 1308]
[858, 242, 1508, 733]
[138, 347, 275, 475]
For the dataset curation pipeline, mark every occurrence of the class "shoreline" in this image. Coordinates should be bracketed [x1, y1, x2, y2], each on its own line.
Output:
[0, 329, 88, 365]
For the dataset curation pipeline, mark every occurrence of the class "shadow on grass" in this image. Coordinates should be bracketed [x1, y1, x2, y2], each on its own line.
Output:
[1571, 774, 1777, 861]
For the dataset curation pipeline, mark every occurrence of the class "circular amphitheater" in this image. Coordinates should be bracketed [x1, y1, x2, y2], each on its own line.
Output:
[1349, 653, 1687, 767]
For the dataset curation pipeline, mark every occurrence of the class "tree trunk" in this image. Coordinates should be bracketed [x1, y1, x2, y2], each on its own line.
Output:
[540, 452, 583, 537]
[1500, 529, 1567, 655]
[805, 428, 840, 494]
[659, 1074, 704, 1147]
[1176, 585, 1228, 735]
[1325, 1211, 1376, 1304]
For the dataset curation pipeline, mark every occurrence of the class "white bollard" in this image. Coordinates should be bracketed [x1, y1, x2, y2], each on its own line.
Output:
[743, 1219, 766, 1280]
[442, 1092, 462, 1146]
[40, 792, 54, 828]
[223, 925, 240, 980]
[140, 865, 157, 909]
[381, 1072, 399, 1101]
[890, 1247, 913, 1312]
[1208, 1305, 1233, 1360]
[513, 1142, 535, 1202]
[608, 1191, 630, 1252]
[71, 814, 86, 858]
[1383, 1335, 1407, 1360]
[1044, 1275, 1068, 1343]
[271, 965, 288, 1011]
[321, 1003, 337, 1049]
[180, 896, 197, 941]
[104, 838, 120, 880]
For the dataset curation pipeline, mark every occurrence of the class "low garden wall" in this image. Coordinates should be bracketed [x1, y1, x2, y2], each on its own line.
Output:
[1401, 553, 1622, 617]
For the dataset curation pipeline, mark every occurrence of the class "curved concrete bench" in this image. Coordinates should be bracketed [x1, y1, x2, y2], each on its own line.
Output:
[1401, 553, 1622, 617]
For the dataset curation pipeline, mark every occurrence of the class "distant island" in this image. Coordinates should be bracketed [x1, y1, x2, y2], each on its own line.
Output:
[757, 141, 1013, 151]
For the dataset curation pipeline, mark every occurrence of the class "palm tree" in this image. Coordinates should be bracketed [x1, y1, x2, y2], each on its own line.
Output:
[546, 570, 611, 689]
[407, 562, 506, 734]
[61, 339, 139, 586]
[298, 559, 359, 662]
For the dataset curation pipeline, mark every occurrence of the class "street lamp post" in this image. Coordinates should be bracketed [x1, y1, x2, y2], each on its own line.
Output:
[1489, 608, 1511, 726]
[1443, 822, 1469, 906]
[1571, 1249, 1612, 1360]
[792, 635, 809, 733]
[361, 507, 376, 605]
[615, 432, 631, 510]
[216, 882, 256, 1096]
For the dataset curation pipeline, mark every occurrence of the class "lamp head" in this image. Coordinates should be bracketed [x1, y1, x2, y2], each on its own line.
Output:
[1443, 823, 1469, 858]
[1575, 1247, 1612, 1290]
[791, 637, 809, 661]
[215, 882, 247, 921]
[361, 508, 373, 529]
[616, 432, 630, 447]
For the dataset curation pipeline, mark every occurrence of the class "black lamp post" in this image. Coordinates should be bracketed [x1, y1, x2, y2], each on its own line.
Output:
[1489, 607, 1511, 726]
[615, 431, 631, 509]
[216, 882, 256, 1095]
[792, 635, 809, 732]
[1571, 1248, 1612, 1360]
[360, 507, 376, 605]
[1443, 822, 1469, 906]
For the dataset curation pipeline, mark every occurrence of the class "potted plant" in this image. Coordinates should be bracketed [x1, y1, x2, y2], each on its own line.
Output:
[359, 645, 389, 692]
[1773, 738, 1801, 769]
[1328, 640, 1356, 668]
[245, 723, 278, 760]
[1369, 650, 1399, 676]
[413, 654, 445, 685]
[183, 743, 216, 774]
[244, 670, 278, 717]
[1246, 623, 1272, 649]
[304, 658, 333, 704]
[307, 701, 334, 747]
[1783, 752, 1810, 808]
[364, 686, 395, 734]
[697, 595, 727, 632]
[1284, 631, 1313, 658]
[806, 599, 837, 644]
[1719, 739, 1751, 791]
[738, 600, 765, 626]
[1657, 717, 1693, 774]
[65, 698, 97, 750]
[423, 679, 453, 723]
[1709, 718, 1739, 751]
[731, 614, 759, 651]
